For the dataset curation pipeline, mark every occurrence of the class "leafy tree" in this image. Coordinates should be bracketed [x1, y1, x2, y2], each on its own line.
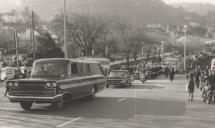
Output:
[34, 33, 64, 59]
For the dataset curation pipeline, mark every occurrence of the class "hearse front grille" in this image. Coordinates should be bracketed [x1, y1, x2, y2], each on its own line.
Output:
[10, 81, 56, 96]
[18, 82, 46, 91]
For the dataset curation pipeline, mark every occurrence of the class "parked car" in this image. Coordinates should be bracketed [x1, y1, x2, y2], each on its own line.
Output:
[0, 67, 16, 81]
[6, 58, 106, 110]
[106, 70, 132, 88]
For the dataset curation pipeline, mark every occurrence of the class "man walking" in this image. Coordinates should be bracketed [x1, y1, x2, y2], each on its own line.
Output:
[169, 67, 175, 82]
[194, 67, 201, 89]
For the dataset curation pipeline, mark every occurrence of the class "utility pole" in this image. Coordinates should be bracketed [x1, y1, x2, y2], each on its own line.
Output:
[173, 31, 175, 56]
[32, 11, 35, 60]
[64, 0, 68, 58]
[14, 30, 19, 69]
[184, 25, 187, 71]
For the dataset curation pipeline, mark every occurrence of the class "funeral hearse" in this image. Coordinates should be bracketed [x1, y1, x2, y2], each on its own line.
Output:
[6, 58, 106, 110]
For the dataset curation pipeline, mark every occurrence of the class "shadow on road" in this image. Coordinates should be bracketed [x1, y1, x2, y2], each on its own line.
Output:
[16, 97, 186, 120]
[111, 82, 164, 90]
[128, 84, 164, 90]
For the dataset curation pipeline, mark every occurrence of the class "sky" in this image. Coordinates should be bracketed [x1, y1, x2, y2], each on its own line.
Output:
[163, 0, 215, 4]
[0, 0, 22, 12]
[0, 0, 215, 12]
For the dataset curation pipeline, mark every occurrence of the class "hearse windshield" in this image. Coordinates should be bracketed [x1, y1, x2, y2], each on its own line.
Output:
[31, 60, 68, 78]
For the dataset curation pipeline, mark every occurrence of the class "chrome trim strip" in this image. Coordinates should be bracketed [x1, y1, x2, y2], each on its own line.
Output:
[8, 94, 63, 100]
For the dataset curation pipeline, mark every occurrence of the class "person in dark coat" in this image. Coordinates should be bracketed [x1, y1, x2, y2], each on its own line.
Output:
[169, 68, 175, 82]
[194, 67, 201, 89]
[188, 71, 195, 101]
[164, 66, 169, 78]
[205, 70, 215, 103]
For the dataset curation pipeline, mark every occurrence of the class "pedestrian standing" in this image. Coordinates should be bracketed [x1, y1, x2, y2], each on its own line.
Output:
[4, 80, 9, 97]
[169, 68, 175, 82]
[205, 70, 215, 103]
[187, 71, 195, 101]
[194, 67, 201, 89]
[164, 66, 169, 78]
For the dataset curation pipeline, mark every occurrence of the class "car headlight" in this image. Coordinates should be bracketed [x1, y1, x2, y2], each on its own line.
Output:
[46, 82, 51, 88]
[52, 82, 57, 87]
[14, 82, 19, 87]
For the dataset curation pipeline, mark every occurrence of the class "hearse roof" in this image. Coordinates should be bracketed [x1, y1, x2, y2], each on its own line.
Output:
[34, 58, 99, 64]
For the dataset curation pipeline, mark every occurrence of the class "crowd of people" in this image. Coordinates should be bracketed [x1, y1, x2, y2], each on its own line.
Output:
[186, 66, 215, 103]
[4, 69, 31, 97]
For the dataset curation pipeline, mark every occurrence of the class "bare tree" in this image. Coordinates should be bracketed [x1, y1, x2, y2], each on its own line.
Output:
[50, 13, 109, 57]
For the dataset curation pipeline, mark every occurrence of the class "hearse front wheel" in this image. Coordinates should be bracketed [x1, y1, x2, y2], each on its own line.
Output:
[20, 102, 33, 110]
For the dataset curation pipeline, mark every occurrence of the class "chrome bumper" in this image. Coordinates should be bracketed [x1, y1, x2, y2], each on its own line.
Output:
[8, 94, 63, 103]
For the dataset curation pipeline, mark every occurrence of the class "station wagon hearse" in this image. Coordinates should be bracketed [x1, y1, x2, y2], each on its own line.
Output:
[106, 70, 132, 88]
[6, 58, 106, 110]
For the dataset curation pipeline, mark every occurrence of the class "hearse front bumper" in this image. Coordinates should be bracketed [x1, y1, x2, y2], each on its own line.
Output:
[8, 94, 63, 103]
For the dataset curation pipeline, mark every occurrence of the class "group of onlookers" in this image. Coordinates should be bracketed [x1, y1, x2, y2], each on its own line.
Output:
[186, 66, 215, 103]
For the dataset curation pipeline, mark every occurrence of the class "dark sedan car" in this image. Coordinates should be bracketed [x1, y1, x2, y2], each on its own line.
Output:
[106, 70, 132, 88]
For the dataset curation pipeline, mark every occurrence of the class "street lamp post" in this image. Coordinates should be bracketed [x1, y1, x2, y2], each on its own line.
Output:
[63, 0, 68, 58]
[184, 25, 187, 70]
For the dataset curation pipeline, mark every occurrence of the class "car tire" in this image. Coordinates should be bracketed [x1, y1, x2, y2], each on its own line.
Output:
[20, 102, 33, 110]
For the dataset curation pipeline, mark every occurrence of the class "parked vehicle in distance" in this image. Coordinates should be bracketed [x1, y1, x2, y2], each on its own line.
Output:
[140, 72, 146, 83]
[106, 70, 132, 88]
[6, 58, 106, 110]
[0, 67, 16, 81]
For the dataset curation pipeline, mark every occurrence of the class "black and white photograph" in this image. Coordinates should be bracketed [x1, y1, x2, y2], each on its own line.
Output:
[0, 0, 215, 127]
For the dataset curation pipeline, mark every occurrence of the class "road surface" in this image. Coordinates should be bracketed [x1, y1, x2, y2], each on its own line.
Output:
[0, 75, 214, 128]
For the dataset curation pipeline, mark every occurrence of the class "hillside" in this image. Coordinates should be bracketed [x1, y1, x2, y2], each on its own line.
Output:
[172, 3, 215, 16]
[21, 0, 206, 26]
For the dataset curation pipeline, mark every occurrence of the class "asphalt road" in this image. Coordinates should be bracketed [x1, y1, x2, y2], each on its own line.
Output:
[0, 75, 215, 128]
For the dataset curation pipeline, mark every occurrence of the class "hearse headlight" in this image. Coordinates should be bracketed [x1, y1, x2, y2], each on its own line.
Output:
[52, 82, 57, 87]
[14, 82, 19, 87]
[46, 82, 51, 88]
[8, 82, 13, 87]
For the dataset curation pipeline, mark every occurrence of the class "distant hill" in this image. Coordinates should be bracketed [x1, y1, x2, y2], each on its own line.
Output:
[171, 3, 215, 16]
[21, 0, 206, 26]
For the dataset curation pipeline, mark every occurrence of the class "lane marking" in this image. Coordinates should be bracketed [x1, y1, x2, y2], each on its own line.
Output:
[139, 89, 149, 92]
[118, 97, 127, 102]
[57, 117, 82, 128]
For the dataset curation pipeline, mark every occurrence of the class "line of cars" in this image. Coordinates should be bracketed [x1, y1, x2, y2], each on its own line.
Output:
[106, 65, 162, 88]
[4, 57, 162, 111]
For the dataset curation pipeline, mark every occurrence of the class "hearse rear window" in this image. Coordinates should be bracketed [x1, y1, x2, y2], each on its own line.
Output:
[31, 60, 68, 78]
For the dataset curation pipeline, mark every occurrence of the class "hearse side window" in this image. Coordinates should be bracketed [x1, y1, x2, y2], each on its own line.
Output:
[86, 64, 91, 74]
[89, 63, 104, 75]
[78, 63, 91, 75]
[71, 63, 78, 76]
[78, 63, 85, 75]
